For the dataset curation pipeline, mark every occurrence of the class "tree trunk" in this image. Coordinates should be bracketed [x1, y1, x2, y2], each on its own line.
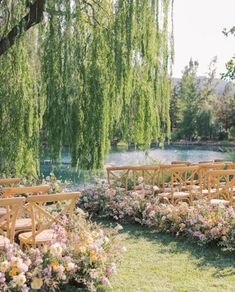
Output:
[0, 0, 46, 56]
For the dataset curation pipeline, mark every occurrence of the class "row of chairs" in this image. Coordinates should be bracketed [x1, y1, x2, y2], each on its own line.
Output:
[106, 161, 235, 205]
[0, 179, 80, 248]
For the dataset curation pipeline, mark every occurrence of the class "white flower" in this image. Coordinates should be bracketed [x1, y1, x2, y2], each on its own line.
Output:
[116, 224, 123, 231]
[50, 243, 63, 258]
[0, 261, 9, 273]
[13, 273, 26, 287]
[66, 262, 76, 272]
[11, 257, 23, 267]
[120, 246, 127, 253]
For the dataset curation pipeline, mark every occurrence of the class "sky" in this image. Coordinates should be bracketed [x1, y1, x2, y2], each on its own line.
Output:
[173, 0, 235, 78]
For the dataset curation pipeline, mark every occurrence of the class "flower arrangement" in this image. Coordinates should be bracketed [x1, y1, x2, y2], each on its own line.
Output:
[79, 183, 235, 250]
[0, 209, 125, 291]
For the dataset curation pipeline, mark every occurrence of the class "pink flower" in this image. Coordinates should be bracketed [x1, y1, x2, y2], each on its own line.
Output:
[100, 276, 111, 286]
[210, 227, 220, 237]
[106, 262, 116, 276]
[0, 272, 6, 284]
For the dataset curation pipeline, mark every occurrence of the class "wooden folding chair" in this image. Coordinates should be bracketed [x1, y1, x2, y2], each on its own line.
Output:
[106, 166, 131, 190]
[159, 164, 187, 192]
[0, 178, 21, 186]
[207, 169, 235, 205]
[198, 163, 226, 197]
[0, 197, 25, 248]
[158, 165, 199, 205]
[131, 165, 160, 192]
[19, 192, 80, 248]
[0, 185, 50, 222]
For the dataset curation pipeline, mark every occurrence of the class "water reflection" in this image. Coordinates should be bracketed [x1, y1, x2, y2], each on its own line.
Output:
[40, 146, 232, 184]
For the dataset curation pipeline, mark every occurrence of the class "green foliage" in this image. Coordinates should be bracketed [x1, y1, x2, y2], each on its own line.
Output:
[0, 3, 43, 176]
[222, 26, 235, 81]
[171, 57, 235, 141]
[175, 59, 199, 140]
[0, 0, 174, 175]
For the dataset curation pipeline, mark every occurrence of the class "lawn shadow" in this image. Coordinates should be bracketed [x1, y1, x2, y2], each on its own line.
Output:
[97, 218, 235, 279]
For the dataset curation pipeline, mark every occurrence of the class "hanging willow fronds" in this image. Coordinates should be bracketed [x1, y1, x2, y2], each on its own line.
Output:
[0, 0, 174, 174]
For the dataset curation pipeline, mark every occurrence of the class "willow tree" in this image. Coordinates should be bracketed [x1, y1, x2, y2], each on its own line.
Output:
[42, 0, 174, 170]
[0, 0, 174, 175]
[0, 2, 44, 176]
[113, 0, 174, 144]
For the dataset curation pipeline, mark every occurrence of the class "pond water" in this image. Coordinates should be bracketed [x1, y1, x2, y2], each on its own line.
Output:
[40, 145, 234, 184]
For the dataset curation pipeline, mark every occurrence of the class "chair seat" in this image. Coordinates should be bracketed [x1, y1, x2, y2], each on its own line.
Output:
[162, 187, 171, 192]
[0, 208, 7, 216]
[202, 189, 217, 194]
[158, 191, 190, 198]
[15, 218, 33, 231]
[210, 199, 230, 205]
[153, 185, 160, 192]
[19, 229, 56, 245]
[173, 191, 190, 198]
[158, 192, 170, 198]
[1, 218, 33, 232]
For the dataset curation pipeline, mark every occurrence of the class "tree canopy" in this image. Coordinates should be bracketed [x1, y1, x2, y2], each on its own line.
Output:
[0, 0, 174, 176]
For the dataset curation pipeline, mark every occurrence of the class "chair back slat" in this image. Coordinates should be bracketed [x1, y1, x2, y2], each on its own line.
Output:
[1, 185, 50, 197]
[0, 178, 21, 186]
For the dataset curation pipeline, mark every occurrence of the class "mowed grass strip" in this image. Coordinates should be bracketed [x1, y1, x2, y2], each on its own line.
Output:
[98, 223, 235, 292]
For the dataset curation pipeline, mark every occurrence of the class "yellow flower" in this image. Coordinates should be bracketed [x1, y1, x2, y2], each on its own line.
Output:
[31, 278, 43, 290]
[90, 250, 97, 262]
[51, 261, 58, 271]
[9, 267, 20, 277]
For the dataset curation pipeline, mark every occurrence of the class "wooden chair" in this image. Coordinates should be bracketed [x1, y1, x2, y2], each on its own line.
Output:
[158, 165, 199, 205]
[0, 185, 50, 233]
[0, 197, 25, 248]
[106, 166, 131, 190]
[0, 178, 21, 186]
[159, 164, 187, 192]
[19, 192, 80, 248]
[207, 169, 235, 205]
[198, 163, 226, 197]
[130, 165, 160, 193]
[0, 185, 50, 220]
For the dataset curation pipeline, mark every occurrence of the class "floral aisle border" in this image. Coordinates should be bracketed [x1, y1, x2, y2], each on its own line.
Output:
[79, 183, 235, 251]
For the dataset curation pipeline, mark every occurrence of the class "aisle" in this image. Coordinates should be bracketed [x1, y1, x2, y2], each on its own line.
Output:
[100, 224, 235, 292]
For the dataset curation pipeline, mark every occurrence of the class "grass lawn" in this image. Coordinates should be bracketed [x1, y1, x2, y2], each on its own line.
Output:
[97, 223, 235, 292]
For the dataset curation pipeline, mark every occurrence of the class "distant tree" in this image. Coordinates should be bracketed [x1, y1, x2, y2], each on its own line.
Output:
[196, 57, 218, 139]
[215, 82, 235, 139]
[222, 26, 235, 81]
[177, 59, 199, 140]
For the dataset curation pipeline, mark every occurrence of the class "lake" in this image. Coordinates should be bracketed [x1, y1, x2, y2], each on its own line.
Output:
[40, 145, 233, 184]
